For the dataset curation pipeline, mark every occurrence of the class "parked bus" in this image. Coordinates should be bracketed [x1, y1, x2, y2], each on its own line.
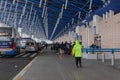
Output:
[0, 26, 20, 56]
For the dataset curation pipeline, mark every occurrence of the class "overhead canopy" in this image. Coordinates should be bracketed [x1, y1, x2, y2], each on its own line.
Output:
[0, 0, 108, 40]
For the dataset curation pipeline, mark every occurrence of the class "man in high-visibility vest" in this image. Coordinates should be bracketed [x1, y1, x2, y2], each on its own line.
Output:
[72, 40, 83, 68]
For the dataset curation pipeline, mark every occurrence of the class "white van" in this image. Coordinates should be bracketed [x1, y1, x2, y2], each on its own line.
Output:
[25, 39, 38, 53]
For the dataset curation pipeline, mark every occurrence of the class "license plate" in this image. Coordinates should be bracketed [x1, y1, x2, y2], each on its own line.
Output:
[1, 51, 6, 54]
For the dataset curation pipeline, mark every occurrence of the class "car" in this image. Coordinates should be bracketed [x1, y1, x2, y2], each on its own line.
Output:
[25, 39, 38, 53]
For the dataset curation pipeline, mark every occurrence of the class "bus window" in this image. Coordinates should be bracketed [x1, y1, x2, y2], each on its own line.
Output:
[0, 28, 12, 37]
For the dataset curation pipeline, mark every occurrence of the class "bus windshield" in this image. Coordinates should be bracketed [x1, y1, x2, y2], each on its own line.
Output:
[0, 28, 12, 37]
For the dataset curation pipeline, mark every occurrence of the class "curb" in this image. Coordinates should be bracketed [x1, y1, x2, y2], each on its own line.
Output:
[12, 56, 38, 80]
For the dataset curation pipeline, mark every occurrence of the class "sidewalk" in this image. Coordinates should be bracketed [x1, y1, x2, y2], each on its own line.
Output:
[14, 47, 120, 80]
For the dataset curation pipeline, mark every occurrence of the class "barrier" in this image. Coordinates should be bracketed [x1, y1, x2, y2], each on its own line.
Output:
[84, 48, 120, 54]
[83, 48, 120, 66]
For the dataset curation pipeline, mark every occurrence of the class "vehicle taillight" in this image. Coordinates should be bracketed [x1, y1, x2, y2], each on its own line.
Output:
[12, 43, 16, 49]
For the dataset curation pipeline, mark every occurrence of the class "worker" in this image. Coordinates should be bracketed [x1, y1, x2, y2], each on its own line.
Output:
[72, 40, 83, 68]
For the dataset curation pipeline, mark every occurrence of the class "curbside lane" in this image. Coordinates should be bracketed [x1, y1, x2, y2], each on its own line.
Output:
[12, 56, 38, 80]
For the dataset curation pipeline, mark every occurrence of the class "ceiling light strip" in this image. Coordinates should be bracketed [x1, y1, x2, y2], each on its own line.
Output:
[39, 0, 43, 8]
[31, 10, 36, 25]
[7, 4, 12, 22]
[42, 0, 47, 17]
[28, 4, 33, 21]
[22, 0, 27, 15]
[13, 0, 15, 4]
[89, 0, 92, 9]
[72, 18, 74, 24]
[3, 0, 7, 12]
[0, 0, 3, 10]
[50, 4, 64, 40]
[60, 4, 64, 19]
[65, 0, 68, 9]
[19, 14, 23, 24]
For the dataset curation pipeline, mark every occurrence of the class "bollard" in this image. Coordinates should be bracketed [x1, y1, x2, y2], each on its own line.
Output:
[111, 54, 115, 66]
[102, 53, 105, 62]
[96, 52, 98, 61]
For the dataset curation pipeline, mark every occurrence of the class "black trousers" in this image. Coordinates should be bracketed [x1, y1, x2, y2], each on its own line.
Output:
[75, 57, 82, 67]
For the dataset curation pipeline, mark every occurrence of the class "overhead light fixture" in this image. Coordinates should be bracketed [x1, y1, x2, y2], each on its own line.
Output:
[60, 4, 64, 19]
[7, 4, 12, 22]
[39, 0, 43, 8]
[22, 0, 27, 15]
[78, 11, 81, 19]
[68, 23, 70, 28]
[72, 18, 74, 24]
[65, 0, 68, 9]
[31, 10, 36, 25]
[42, 0, 47, 17]
[42, 6, 46, 17]
[82, 19, 87, 24]
[0, 0, 3, 10]
[108, 0, 110, 3]
[19, 15, 23, 24]
[3, 0, 7, 12]
[13, 0, 15, 4]
[28, 4, 33, 21]
[89, 0, 93, 10]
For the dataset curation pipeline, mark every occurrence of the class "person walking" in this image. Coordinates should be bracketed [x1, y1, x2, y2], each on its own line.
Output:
[72, 40, 83, 68]
[59, 42, 65, 57]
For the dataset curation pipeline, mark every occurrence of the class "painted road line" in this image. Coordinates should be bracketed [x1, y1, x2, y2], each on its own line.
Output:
[30, 53, 37, 58]
[12, 56, 38, 80]
[15, 53, 25, 57]
[22, 53, 31, 58]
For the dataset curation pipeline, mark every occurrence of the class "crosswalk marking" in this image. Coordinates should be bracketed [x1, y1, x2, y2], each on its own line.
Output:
[30, 53, 37, 58]
[14, 52, 39, 58]
[15, 53, 25, 57]
[22, 53, 31, 57]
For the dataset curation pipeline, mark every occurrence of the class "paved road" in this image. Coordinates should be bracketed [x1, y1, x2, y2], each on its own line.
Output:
[0, 51, 40, 80]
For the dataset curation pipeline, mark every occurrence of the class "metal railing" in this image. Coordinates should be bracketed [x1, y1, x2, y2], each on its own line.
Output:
[84, 48, 120, 53]
[83, 48, 120, 66]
